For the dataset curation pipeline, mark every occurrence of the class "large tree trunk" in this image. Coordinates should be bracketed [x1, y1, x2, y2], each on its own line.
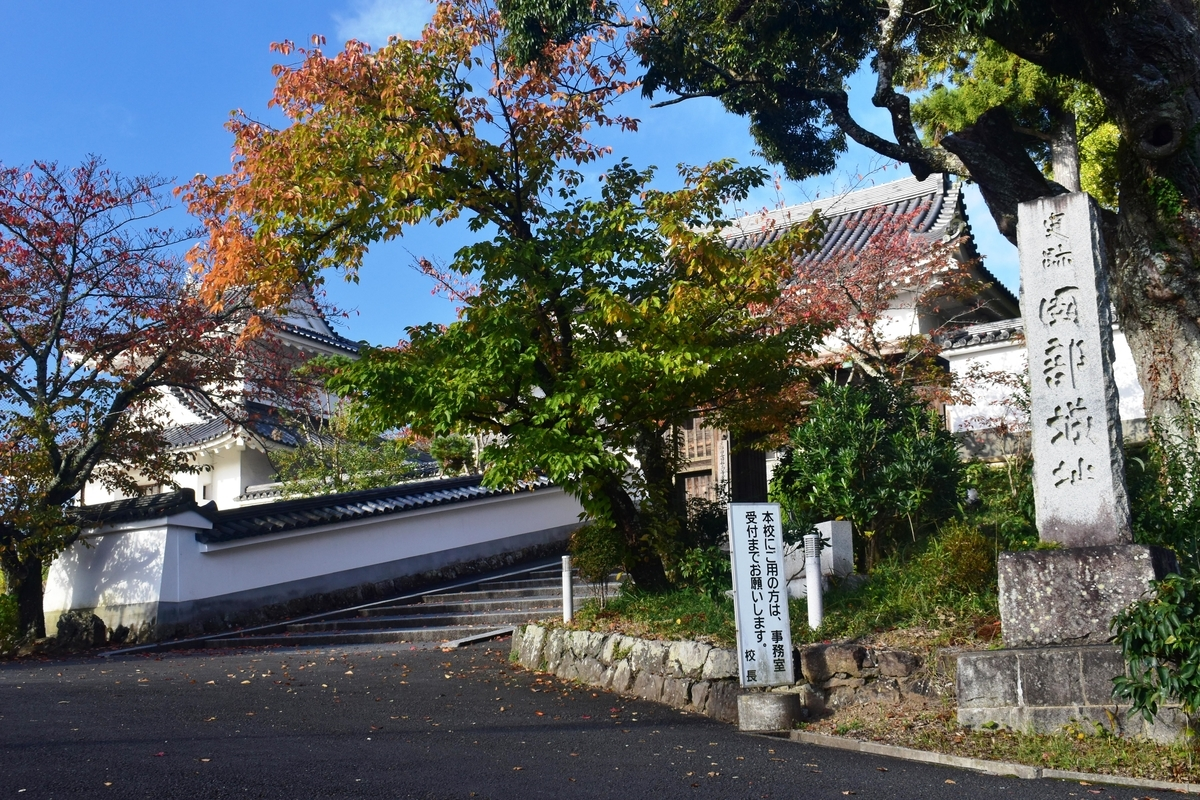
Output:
[1, 552, 46, 641]
[600, 475, 670, 590]
[983, 1, 1200, 430]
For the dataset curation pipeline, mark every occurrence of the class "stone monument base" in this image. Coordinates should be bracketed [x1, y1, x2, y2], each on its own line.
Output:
[956, 645, 1192, 742]
[999, 545, 1176, 647]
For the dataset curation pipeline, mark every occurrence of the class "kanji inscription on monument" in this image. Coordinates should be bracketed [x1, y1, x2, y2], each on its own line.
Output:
[1016, 193, 1131, 546]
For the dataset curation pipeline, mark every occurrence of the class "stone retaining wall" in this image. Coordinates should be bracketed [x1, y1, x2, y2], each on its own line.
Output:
[511, 624, 939, 726]
[511, 624, 743, 722]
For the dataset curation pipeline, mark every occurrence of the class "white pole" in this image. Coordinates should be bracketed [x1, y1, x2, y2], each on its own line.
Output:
[562, 555, 574, 623]
[804, 533, 823, 630]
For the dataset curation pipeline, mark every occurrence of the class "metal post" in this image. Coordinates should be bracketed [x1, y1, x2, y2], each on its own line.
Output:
[804, 533, 823, 630]
[562, 555, 574, 623]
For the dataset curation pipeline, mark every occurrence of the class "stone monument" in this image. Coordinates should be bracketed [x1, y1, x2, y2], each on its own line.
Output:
[956, 192, 1179, 737]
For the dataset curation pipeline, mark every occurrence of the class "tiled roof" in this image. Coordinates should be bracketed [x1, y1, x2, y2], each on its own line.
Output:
[202, 474, 552, 544]
[72, 489, 217, 527]
[277, 321, 361, 354]
[160, 404, 302, 449]
[940, 318, 1025, 351]
[726, 173, 957, 256]
[76, 475, 555, 542]
[723, 173, 1020, 312]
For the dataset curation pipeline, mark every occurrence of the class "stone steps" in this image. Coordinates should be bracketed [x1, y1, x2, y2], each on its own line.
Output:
[287, 608, 567, 632]
[174, 557, 612, 649]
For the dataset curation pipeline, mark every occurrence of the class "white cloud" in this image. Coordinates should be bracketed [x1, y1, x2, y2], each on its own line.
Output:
[334, 0, 434, 46]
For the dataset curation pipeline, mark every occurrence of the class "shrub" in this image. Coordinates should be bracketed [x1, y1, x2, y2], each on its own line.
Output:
[1127, 407, 1200, 576]
[569, 521, 626, 584]
[677, 545, 732, 600]
[770, 379, 962, 569]
[1111, 572, 1200, 720]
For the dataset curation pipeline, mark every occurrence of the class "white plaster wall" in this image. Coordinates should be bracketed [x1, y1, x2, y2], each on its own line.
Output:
[43, 522, 179, 633]
[165, 487, 583, 603]
[46, 486, 584, 632]
[944, 328, 1147, 433]
[209, 446, 247, 507]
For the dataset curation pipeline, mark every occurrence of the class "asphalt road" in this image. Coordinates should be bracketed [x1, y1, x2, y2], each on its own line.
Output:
[0, 640, 1134, 799]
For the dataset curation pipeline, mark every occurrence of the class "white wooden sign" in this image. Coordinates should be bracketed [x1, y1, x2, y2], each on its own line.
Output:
[727, 502, 794, 687]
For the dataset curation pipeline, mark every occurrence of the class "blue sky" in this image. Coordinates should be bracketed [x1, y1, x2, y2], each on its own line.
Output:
[0, 0, 1017, 347]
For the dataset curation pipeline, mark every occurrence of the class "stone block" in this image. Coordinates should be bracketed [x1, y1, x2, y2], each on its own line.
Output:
[815, 520, 854, 577]
[690, 680, 711, 714]
[737, 692, 801, 732]
[794, 683, 825, 713]
[702, 648, 738, 680]
[569, 630, 604, 660]
[667, 641, 712, 679]
[877, 649, 920, 678]
[706, 681, 741, 724]
[956, 651, 1018, 708]
[609, 660, 634, 693]
[56, 611, 107, 649]
[821, 677, 865, 689]
[998, 545, 1176, 647]
[514, 624, 545, 669]
[826, 685, 862, 709]
[825, 644, 866, 676]
[631, 670, 664, 702]
[799, 645, 831, 683]
[662, 677, 692, 708]
[575, 657, 606, 685]
[1017, 648, 1082, 707]
[631, 640, 668, 676]
[1079, 645, 1125, 706]
[543, 629, 569, 672]
[867, 677, 902, 704]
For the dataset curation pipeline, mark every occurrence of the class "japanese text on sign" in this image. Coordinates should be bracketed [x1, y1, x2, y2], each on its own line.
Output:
[728, 503, 794, 687]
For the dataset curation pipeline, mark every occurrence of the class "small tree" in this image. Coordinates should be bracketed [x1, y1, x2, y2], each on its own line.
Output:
[429, 434, 476, 476]
[0, 157, 285, 640]
[769, 379, 963, 570]
[271, 403, 423, 497]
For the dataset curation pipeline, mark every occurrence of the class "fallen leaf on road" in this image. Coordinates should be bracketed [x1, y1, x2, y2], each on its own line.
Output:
[345, 670, 353, 675]
[535, 711, 544, 716]
[205, 681, 215, 685]
[153, 752, 165, 757]
[944, 779, 956, 785]
[199, 758, 211, 763]
[876, 767, 888, 772]
[842, 792, 856, 796]
[103, 782, 112, 787]
[512, 767, 523, 771]
[240, 680, 251, 685]
[204, 717, 216, 722]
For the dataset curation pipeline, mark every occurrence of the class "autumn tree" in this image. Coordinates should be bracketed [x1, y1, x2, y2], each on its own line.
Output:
[771, 205, 982, 402]
[183, 0, 827, 587]
[499, 0, 1200, 436]
[0, 157, 290, 640]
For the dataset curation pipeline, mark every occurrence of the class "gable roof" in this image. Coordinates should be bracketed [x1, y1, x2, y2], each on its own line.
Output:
[722, 173, 1020, 315]
[75, 475, 555, 544]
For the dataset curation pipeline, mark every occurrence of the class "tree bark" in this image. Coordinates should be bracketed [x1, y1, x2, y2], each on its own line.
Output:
[600, 475, 671, 590]
[1, 551, 46, 640]
[981, 1, 1200, 429]
[1051, 110, 1081, 193]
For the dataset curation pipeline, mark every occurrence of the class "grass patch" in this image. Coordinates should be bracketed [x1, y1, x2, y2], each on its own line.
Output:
[572, 522, 999, 650]
[793, 521, 999, 646]
[805, 704, 1200, 784]
[573, 588, 736, 647]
